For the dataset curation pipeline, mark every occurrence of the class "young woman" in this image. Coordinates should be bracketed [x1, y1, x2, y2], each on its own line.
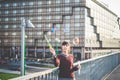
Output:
[50, 41, 80, 80]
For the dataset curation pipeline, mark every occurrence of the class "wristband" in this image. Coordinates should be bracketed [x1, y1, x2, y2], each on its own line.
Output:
[53, 55, 57, 58]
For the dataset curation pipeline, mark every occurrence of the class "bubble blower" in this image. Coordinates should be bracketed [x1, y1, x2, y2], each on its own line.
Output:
[43, 31, 52, 48]
[44, 35, 52, 48]
[55, 38, 60, 54]
[43, 24, 56, 48]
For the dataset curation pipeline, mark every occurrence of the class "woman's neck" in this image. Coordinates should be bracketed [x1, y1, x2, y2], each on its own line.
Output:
[63, 51, 69, 56]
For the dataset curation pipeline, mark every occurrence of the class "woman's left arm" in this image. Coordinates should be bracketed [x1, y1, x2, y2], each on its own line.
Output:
[71, 64, 81, 72]
[71, 54, 81, 72]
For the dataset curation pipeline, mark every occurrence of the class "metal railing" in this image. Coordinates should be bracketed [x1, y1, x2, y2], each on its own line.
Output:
[75, 52, 120, 80]
[10, 52, 120, 80]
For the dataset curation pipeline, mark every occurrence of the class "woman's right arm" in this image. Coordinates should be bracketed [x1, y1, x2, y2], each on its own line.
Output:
[54, 56, 60, 67]
[49, 48, 56, 56]
[49, 48, 60, 67]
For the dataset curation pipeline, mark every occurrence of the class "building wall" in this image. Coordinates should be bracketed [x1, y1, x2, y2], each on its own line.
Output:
[0, 0, 86, 47]
[0, 0, 86, 59]
[85, 0, 120, 48]
[0, 0, 120, 59]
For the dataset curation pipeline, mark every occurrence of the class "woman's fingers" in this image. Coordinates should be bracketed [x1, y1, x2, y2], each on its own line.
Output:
[50, 48, 56, 55]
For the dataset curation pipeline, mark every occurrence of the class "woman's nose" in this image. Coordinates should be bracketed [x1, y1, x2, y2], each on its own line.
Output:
[64, 45, 67, 47]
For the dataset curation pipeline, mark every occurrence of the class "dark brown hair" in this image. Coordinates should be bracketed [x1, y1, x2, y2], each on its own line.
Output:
[62, 41, 69, 45]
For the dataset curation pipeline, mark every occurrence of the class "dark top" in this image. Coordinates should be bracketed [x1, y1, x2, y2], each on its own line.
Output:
[54, 54, 78, 78]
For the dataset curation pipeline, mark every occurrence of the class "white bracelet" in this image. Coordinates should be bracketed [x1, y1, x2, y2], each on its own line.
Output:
[53, 55, 57, 58]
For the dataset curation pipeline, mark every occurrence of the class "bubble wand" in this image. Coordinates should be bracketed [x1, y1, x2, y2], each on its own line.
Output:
[55, 38, 60, 54]
[44, 35, 52, 48]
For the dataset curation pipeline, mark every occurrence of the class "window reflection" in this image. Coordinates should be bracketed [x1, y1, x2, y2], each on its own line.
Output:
[13, 3, 17, 7]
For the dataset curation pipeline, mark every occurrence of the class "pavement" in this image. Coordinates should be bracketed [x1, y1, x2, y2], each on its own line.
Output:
[0, 60, 53, 75]
[0, 69, 20, 74]
[0, 65, 50, 75]
[104, 64, 120, 80]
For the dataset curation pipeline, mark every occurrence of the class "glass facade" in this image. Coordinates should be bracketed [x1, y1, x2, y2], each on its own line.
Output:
[0, 0, 120, 59]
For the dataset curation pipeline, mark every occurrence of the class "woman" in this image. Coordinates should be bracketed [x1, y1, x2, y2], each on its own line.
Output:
[50, 41, 80, 80]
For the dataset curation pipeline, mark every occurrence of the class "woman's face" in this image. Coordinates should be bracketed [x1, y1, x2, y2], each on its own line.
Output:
[61, 44, 70, 52]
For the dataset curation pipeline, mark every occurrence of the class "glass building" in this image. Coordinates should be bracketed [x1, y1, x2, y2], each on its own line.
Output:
[0, 0, 120, 60]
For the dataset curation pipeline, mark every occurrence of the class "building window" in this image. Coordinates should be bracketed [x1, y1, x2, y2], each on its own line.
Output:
[38, 1, 42, 5]
[29, 2, 34, 6]
[37, 24, 42, 27]
[38, 16, 42, 20]
[55, 16, 61, 19]
[13, 3, 17, 7]
[38, 40, 42, 43]
[75, 23, 80, 27]
[5, 11, 9, 14]
[21, 10, 24, 14]
[56, 0, 60, 4]
[75, 0, 80, 2]
[29, 10, 34, 13]
[4, 25, 8, 28]
[64, 25, 70, 35]
[29, 17, 33, 20]
[12, 25, 16, 28]
[5, 3, 9, 7]
[75, 31, 80, 36]
[48, 8, 51, 12]
[12, 18, 16, 21]
[65, 0, 70, 3]
[75, 8, 80, 12]
[75, 15, 80, 19]
[28, 39, 33, 42]
[47, 16, 52, 19]
[47, 31, 51, 35]
[21, 2, 25, 6]
[56, 8, 61, 12]
[38, 9, 42, 12]
[13, 10, 17, 14]
[12, 39, 16, 43]
[5, 18, 8, 21]
[65, 7, 70, 11]
[55, 24, 60, 30]
[56, 31, 60, 35]
[81, 15, 84, 18]
[48, 1, 51, 4]
[37, 32, 42, 36]
[46, 24, 51, 28]
[65, 16, 70, 19]
[28, 32, 33, 36]
[12, 32, 16, 36]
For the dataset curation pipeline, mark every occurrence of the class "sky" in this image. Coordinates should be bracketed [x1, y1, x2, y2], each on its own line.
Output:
[99, 0, 120, 17]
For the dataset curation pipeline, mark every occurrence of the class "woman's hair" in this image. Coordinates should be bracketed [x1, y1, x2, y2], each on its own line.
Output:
[62, 41, 68, 45]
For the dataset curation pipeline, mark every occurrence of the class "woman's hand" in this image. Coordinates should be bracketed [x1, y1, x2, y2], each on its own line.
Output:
[49, 48, 56, 56]
[77, 64, 81, 70]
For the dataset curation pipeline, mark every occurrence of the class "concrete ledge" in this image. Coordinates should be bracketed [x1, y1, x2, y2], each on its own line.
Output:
[0, 69, 20, 74]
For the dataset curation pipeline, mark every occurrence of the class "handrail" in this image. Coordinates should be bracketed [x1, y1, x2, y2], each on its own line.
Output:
[9, 67, 58, 80]
[74, 51, 120, 65]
